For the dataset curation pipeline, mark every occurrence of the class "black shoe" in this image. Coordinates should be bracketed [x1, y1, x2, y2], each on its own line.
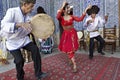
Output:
[37, 72, 48, 80]
[99, 52, 105, 55]
[89, 56, 93, 60]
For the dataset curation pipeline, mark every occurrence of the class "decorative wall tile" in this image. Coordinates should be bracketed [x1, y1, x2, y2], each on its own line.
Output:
[0, 0, 3, 22]
[0, 0, 119, 47]
[0, 0, 119, 31]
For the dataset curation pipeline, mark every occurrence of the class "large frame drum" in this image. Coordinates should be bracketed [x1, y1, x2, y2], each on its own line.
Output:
[31, 14, 55, 39]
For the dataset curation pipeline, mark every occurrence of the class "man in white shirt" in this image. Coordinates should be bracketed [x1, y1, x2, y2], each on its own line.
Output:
[0, 0, 47, 80]
[84, 5, 108, 59]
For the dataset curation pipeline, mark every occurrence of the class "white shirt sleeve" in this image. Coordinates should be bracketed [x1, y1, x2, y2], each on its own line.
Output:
[83, 17, 90, 27]
[1, 8, 16, 33]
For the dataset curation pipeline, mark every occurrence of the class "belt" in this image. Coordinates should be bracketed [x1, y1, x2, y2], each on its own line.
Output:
[89, 30, 98, 32]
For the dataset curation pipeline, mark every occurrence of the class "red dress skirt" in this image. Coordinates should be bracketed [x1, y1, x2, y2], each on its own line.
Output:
[59, 28, 79, 53]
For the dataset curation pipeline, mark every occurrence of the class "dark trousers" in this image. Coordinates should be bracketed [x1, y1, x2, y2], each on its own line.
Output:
[89, 35, 105, 57]
[9, 42, 42, 80]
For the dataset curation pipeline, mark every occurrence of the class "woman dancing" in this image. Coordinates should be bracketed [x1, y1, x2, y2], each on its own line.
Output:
[56, 1, 91, 72]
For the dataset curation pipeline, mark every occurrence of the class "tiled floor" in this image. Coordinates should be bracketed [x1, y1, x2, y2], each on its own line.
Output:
[0, 47, 120, 73]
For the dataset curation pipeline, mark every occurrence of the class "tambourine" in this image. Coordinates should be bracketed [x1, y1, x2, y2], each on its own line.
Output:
[31, 14, 55, 39]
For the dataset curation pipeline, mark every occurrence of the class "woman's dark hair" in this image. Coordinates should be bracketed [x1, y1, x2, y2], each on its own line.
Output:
[61, 2, 73, 16]
[63, 3, 69, 10]
[37, 6, 46, 14]
[69, 8, 73, 15]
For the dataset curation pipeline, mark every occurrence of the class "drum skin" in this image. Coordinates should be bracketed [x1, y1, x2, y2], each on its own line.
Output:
[31, 14, 55, 39]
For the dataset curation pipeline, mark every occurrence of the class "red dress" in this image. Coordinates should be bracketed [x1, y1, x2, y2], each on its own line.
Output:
[57, 11, 86, 53]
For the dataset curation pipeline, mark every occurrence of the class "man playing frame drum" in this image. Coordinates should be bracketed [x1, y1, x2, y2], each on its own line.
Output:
[0, 0, 49, 80]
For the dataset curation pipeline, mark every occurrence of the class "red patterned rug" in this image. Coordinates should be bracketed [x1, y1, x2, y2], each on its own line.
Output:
[0, 53, 120, 80]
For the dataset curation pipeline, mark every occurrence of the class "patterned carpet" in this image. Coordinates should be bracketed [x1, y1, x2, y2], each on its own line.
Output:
[0, 53, 120, 80]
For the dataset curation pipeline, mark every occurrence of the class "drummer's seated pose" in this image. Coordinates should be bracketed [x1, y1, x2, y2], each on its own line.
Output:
[0, 0, 48, 80]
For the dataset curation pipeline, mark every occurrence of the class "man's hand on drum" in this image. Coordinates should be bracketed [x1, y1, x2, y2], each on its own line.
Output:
[16, 22, 32, 32]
